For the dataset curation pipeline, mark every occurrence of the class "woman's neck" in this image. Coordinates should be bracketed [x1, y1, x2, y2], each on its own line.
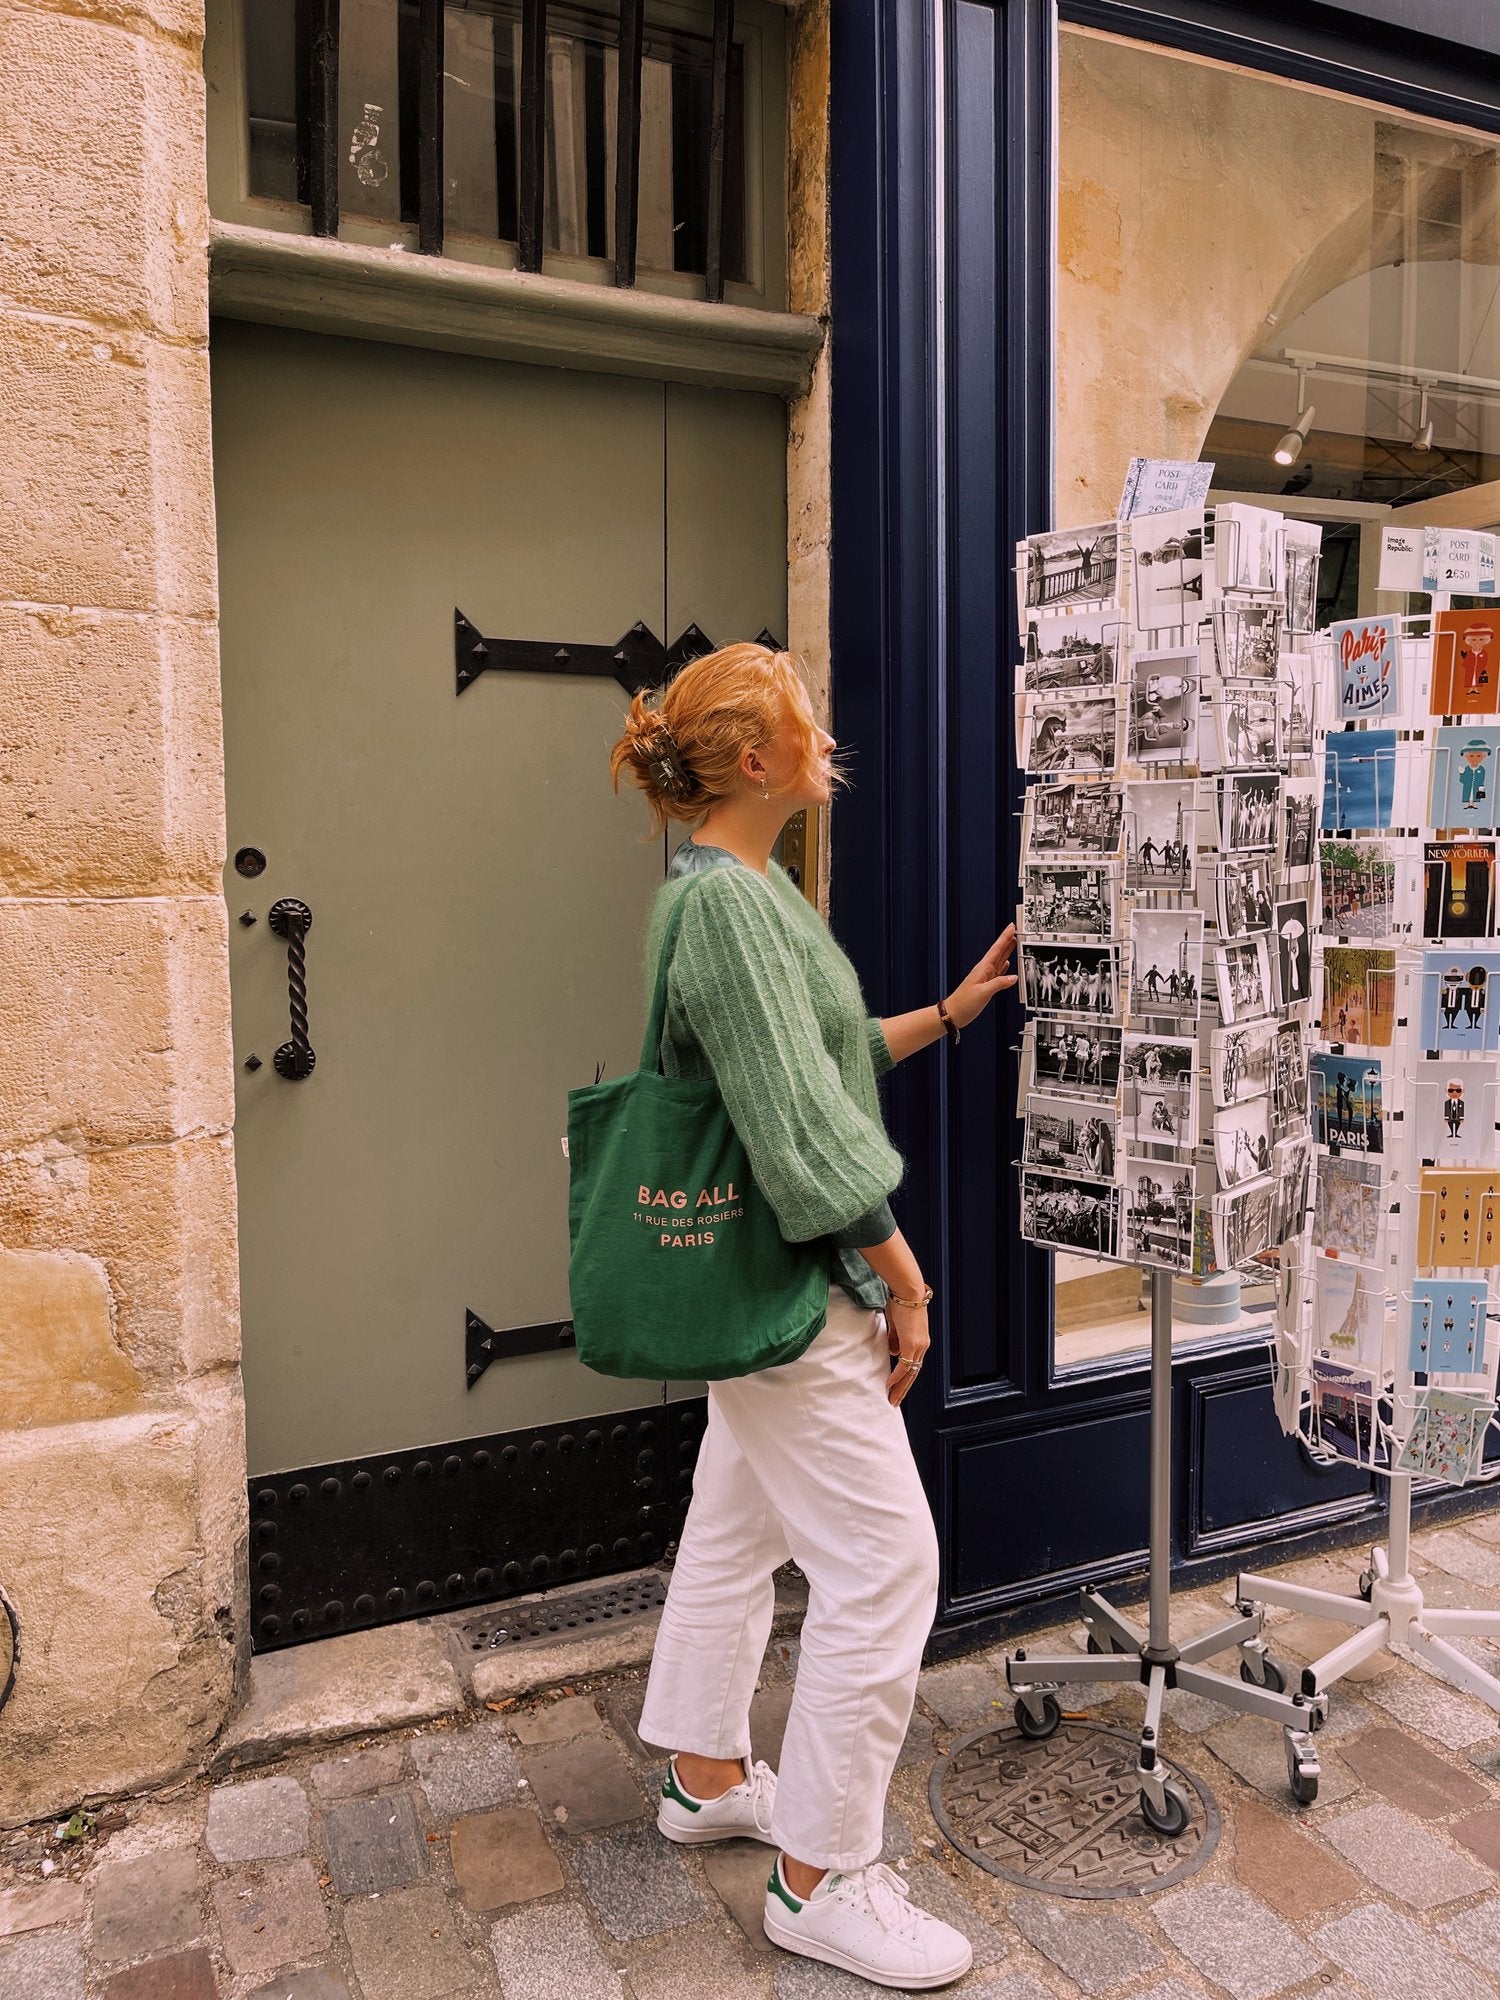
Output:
[691, 803, 790, 876]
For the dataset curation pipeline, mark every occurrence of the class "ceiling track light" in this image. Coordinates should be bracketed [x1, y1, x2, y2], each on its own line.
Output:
[1414, 385, 1435, 452]
[1273, 368, 1315, 467]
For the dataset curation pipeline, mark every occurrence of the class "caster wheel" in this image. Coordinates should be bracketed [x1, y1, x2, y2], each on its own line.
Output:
[1086, 1634, 1103, 1654]
[1358, 1571, 1374, 1603]
[1014, 1693, 1062, 1740]
[1289, 1763, 1319, 1805]
[1240, 1656, 1287, 1694]
[1140, 1782, 1191, 1838]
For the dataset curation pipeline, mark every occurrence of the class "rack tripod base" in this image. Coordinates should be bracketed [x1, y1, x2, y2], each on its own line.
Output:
[1005, 1585, 1329, 1830]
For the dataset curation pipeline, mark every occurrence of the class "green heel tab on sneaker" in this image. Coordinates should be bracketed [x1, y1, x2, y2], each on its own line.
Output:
[661, 1762, 703, 1813]
[767, 1860, 804, 1914]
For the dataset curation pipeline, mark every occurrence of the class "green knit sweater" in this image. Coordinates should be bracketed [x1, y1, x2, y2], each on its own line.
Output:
[644, 840, 901, 1308]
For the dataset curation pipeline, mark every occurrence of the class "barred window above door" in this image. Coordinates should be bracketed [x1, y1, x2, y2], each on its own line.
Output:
[235, 0, 775, 302]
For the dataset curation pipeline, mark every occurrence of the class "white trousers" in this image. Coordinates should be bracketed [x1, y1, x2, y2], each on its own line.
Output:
[638, 1285, 940, 1871]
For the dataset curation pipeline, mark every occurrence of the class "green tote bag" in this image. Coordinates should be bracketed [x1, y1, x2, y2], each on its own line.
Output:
[566, 882, 829, 1381]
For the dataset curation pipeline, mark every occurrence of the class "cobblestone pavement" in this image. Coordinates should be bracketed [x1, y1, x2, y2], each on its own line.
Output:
[5, 1522, 1500, 2000]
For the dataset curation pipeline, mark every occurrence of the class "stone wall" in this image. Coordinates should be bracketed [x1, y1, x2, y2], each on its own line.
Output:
[0, 0, 246, 1822]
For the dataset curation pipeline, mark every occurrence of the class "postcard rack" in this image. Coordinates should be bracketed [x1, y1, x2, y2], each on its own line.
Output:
[1004, 495, 1329, 1830]
[1239, 591, 1500, 1713]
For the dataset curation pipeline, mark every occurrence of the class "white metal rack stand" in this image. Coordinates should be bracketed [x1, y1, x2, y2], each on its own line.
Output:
[1005, 1267, 1329, 1834]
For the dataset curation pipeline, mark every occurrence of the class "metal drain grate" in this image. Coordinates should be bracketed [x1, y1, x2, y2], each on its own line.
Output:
[457, 1573, 669, 1652]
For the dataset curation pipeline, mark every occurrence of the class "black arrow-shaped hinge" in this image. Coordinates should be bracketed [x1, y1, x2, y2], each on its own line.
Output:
[455, 611, 785, 697]
[465, 1308, 577, 1388]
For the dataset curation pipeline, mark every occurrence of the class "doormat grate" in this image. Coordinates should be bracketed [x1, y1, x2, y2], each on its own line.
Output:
[457, 1573, 669, 1652]
[929, 1721, 1220, 1898]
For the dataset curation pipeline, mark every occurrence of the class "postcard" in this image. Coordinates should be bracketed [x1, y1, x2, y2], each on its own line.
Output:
[1123, 779, 1197, 891]
[1131, 508, 1211, 628]
[1309, 1358, 1387, 1468]
[1021, 1169, 1120, 1257]
[1214, 934, 1274, 1025]
[1281, 778, 1317, 872]
[1214, 1094, 1274, 1189]
[1022, 861, 1117, 940]
[1430, 727, 1500, 832]
[1020, 940, 1123, 1020]
[1315, 1258, 1387, 1368]
[1128, 647, 1200, 765]
[1022, 690, 1122, 777]
[1410, 1062, 1499, 1168]
[1322, 728, 1399, 831]
[1274, 1020, 1309, 1126]
[1210, 1018, 1275, 1108]
[1273, 1134, 1313, 1242]
[1220, 773, 1280, 853]
[1408, 1279, 1488, 1375]
[1217, 856, 1275, 940]
[1310, 1053, 1383, 1153]
[1121, 1032, 1199, 1152]
[1023, 1094, 1120, 1183]
[1331, 616, 1399, 719]
[1319, 946, 1397, 1048]
[1397, 1388, 1493, 1482]
[1312, 1153, 1385, 1259]
[1285, 653, 1315, 757]
[1273, 898, 1312, 1009]
[1320, 840, 1396, 940]
[1121, 1157, 1200, 1272]
[1214, 503, 1285, 597]
[1430, 610, 1500, 716]
[1022, 610, 1126, 693]
[1209, 681, 1283, 772]
[1017, 523, 1123, 619]
[1128, 908, 1204, 1023]
[1283, 519, 1322, 635]
[1214, 602, 1282, 680]
[1022, 1019, 1123, 1101]
[1423, 840, 1497, 941]
[1023, 779, 1125, 859]
[1416, 1168, 1500, 1268]
[1417, 947, 1500, 1053]
[1213, 1180, 1276, 1271]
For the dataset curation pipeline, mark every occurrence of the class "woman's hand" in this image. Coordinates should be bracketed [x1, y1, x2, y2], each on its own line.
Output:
[886, 1301, 930, 1408]
[945, 923, 1018, 1030]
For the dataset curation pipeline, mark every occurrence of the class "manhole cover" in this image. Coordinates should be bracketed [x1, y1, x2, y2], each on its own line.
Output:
[455, 1573, 668, 1651]
[929, 1721, 1219, 1898]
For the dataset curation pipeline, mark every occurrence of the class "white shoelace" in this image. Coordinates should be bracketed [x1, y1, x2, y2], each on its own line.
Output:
[833, 1863, 928, 1944]
[741, 1759, 777, 1835]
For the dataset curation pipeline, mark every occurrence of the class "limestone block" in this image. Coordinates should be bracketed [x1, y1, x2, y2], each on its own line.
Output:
[0, 608, 224, 898]
[787, 544, 830, 714]
[0, 1388, 247, 1826]
[0, 1245, 143, 1428]
[0, 1134, 239, 1382]
[787, 0, 830, 320]
[28, 0, 208, 60]
[0, 898, 233, 1150]
[787, 345, 830, 567]
[0, 315, 216, 616]
[0, 5, 209, 339]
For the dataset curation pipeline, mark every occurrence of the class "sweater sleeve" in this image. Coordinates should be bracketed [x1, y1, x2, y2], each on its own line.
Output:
[670, 870, 904, 1243]
[867, 1017, 895, 1076]
[827, 1197, 897, 1252]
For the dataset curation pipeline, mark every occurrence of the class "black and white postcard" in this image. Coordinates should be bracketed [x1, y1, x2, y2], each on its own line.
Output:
[1128, 908, 1205, 1021]
[1021, 1169, 1120, 1257]
[1124, 779, 1197, 891]
[1209, 682, 1284, 772]
[1216, 856, 1275, 940]
[1214, 1180, 1276, 1271]
[1284, 653, 1315, 756]
[1214, 503, 1286, 598]
[1274, 898, 1312, 1008]
[1210, 1018, 1276, 1108]
[1274, 1019, 1309, 1126]
[1283, 520, 1322, 634]
[1021, 862, 1116, 940]
[1022, 610, 1125, 692]
[1121, 1031, 1199, 1151]
[1213, 603, 1282, 680]
[1220, 773, 1280, 853]
[1022, 1018, 1123, 1100]
[1281, 778, 1317, 872]
[1128, 648, 1199, 766]
[1019, 940, 1122, 1019]
[1022, 690, 1122, 777]
[1017, 523, 1123, 618]
[1215, 1094, 1274, 1189]
[1122, 1157, 1199, 1271]
[1022, 779, 1125, 860]
[1130, 507, 1212, 627]
[1024, 1094, 1120, 1182]
[1273, 1135, 1313, 1243]
[1214, 933, 1274, 1023]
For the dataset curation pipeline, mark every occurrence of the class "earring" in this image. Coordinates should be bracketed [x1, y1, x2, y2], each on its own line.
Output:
[761, 781, 770, 801]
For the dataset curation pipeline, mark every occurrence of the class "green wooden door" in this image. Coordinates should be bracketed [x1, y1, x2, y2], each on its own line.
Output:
[213, 322, 786, 1643]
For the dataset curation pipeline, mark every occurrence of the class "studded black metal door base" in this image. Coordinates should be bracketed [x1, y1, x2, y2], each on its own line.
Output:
[928, 1722, 1220, 1898]
[248, 1398, 705, 1651]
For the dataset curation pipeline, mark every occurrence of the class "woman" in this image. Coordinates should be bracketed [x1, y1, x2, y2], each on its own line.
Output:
[610, 644, 1015, 1990]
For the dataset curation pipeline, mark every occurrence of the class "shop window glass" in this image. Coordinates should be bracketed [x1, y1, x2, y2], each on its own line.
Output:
[1052, 26, 1500, 1371]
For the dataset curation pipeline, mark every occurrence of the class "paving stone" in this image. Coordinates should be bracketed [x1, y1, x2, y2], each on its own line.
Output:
[0, 1930, 88, 2000]
[1151, 1883, 1321, 2000]
[1463, 1509, 1500, 1547]
[572, 1824, 707, 1941]
[1466, 1735, 1500, 1783]
[1341, 1725, 1490, 1819]
[508, 1696, 605, 1747]
[965, 1979, 1060, 2000]
[1451, 1802, 1500, 1868]
[309, 1744, 406, 1801]
[412, 1718, 522, 1816]
[246, 1975, 354, 2000]
[322, 1792, 429, 1896]
[1314, 1902, 1494, 2000]
[882, 1805, 913, 1860]
[0, 1883, 83, 1938]
[1365, 1666, 1500, 1748]
[600, 1688, 655, 1762]
[1012, 1895, 1160, 1994]
[625, 1923, 771, 2000]
[210, 1858, 331, 1982]
[895, 1712, 935, 1772]
[1441, 1895, 1500, 1970]
[1160, 1688, 1230, 1733]
[904, 1863, 1007, 1968]
[701, 1840, 777, 1952]
[522, 1736, 645, 1833]
[1320, 1800, 1490, 1908]
[489, 1901, 625, 2000]
[216, 1623, 463, 1770]
[1229, 1800, 1363, 1921]
[1203, 1715, 1356, 1807]
[917, 1660, 1004, 1729]
[1131, 1986, 1212, 2000]
[751, 1682, 796, 1766]
[450, 1809, 564, 1911]
[205, 1775, 310, 1862]
[92, 1848, 202, 1963]
[345, 1885, 483, 2000]
[1273, 1614, 1396, 1682]
[773, 1959, 919, 1998]
[1417, 1529, 1500, 1591]
[101, 1948, 217, 2000]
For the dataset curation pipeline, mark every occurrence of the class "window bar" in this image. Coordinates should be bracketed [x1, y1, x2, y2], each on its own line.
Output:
[703, 0, 733, 302]
[417, 0, 444, 254]
[493, 14, 518, 242]
[302, 0, 340, 237]
[613, 0, 645, 287]
[517, 0, 547, 273]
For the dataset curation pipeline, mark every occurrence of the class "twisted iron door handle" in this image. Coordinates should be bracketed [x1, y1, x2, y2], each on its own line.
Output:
[268, 898, 316, 1079]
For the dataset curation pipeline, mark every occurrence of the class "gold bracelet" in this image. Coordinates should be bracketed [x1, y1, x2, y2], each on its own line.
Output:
[886, 1282, 934, 1309]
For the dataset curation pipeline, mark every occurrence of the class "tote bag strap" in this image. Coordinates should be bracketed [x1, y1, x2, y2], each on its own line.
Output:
[638, 879, 705, 1076]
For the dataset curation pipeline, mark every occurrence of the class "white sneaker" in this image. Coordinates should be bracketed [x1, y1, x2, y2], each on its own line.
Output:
[762, 1856, 974, 1990]
[657, 1757, 777, 1845]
